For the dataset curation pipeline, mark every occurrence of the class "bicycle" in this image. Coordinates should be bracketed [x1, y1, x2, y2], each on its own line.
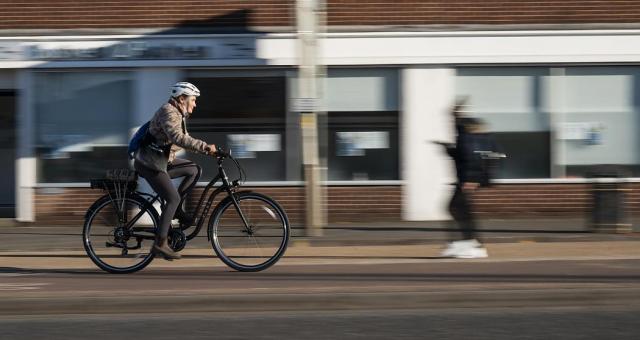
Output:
[82, 150, 290, 274]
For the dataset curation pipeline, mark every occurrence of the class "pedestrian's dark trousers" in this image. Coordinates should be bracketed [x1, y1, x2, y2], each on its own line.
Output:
[134, 158, 200, 242]
[448, 184, 477, 240]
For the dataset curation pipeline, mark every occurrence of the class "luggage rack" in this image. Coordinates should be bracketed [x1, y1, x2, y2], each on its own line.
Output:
[90, 169, 138, 201]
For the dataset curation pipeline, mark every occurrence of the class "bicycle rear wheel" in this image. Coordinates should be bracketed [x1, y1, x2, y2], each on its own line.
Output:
[209, 192, 290, 272]
[83, 194, 158, 274]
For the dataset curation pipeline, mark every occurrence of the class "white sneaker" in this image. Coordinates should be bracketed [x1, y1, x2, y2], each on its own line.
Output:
[440, 239, 473, 257]
[454, 243, 488, 259]
[441, 239, 486, 258]
[463, 239, 481, 248]
[440, 242, 460, 257]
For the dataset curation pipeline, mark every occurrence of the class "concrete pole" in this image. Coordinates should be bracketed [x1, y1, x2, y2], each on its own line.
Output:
[296, 0, 326, 236]
[15, 70, 35, 222]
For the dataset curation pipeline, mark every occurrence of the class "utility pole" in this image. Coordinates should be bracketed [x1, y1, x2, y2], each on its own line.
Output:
[296, 0, 326, 237]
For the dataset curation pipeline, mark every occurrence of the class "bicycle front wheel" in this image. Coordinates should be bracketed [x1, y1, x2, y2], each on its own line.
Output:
[83, 194, 158, 274]
[209, 192, 290, 272]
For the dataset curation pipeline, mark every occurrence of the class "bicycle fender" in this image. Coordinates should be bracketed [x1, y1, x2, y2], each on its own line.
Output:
[84, 195, 111, 220]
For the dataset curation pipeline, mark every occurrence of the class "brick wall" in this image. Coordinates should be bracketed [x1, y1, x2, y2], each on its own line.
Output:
[472, 183, 592, 217]
[472, 182, 640, 217]
[35, 188, 103, 226]
[34, 182, 640, 226]
[34, 185, 402, 226]
[0, 0, 295, 30]
[2, 1, 640, 30]
[326, 0, 640, 26]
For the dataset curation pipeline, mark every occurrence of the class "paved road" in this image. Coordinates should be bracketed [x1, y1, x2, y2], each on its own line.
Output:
[1, 240, 639, 339]
[2, 306, 640, 340]
[1, 257, 639, 313]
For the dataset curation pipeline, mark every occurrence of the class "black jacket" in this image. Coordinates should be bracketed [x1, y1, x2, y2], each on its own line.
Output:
[449, 120, 497, 185]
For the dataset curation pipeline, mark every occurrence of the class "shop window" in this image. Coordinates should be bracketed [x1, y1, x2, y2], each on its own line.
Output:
[325, 69, 400, 181]
[559, 67, 640, 177]
[185, 75, 287, 181]
[34, 71, 131, 183]
[493, 132, 551, 178]
[456, 67, 551, 179]
[325, 111, 399, 180]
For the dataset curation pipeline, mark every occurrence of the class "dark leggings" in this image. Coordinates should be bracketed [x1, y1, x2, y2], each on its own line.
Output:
[448, 184, 477, 241]
[134, 158, 201, 242]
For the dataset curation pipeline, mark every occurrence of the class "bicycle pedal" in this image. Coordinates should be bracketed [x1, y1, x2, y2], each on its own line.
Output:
[106, 241, 122, 248]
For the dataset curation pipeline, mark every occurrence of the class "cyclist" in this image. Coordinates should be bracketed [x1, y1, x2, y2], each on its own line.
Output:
[134, 82, 217, 260]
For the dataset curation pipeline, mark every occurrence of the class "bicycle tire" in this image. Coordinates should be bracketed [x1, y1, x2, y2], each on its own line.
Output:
[208, 191, 290, 272]
[83, 194, 158, 274]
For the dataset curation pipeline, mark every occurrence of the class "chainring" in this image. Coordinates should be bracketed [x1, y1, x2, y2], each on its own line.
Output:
[168, 229, 187, 252]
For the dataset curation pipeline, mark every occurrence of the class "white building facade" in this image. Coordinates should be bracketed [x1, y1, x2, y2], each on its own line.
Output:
[2, 29, 640, 221]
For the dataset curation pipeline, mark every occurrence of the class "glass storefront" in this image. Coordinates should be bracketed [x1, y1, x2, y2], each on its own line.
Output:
[456, 67, 552, 179]
[325, 68, 400, 181]
[31, 65, 640, 184]
[186, 68, 401, 183]
[559, 67, 640, 177]
[34, 71, 132, 183]
[456, 66, 640, 179]
[28, 67, 401, 185]
[185, 70, 288, 182]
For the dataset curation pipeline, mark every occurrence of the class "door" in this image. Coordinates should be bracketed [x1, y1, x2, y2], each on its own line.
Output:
[0, 91, 15, 217]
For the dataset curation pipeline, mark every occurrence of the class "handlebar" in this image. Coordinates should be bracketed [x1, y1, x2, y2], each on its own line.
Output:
[205, 146, 231, 159]
[210, 146, 246, 185]
[214, 148, 231, 159]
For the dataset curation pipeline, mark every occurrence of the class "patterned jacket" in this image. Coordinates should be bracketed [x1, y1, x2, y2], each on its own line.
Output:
[148, 100, 208, 163]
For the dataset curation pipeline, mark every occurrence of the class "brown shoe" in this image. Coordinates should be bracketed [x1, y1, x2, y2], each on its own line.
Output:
[152, 243, 182, 260]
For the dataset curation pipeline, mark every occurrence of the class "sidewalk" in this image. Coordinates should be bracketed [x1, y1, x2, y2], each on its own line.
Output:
[2, 241, 640, 271]
[1, 217, 639, 252]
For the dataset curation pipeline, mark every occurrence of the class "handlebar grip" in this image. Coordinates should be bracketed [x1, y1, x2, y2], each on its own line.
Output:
[215, 147, 231, 158]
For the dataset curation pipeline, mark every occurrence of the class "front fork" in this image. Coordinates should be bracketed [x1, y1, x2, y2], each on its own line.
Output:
[229, 188, 252, 234]
[206, 180, 251, 242]
[218, 166, 251, 231]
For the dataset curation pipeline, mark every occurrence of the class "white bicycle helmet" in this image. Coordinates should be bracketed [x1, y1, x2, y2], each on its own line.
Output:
[170, 82, 200, 98]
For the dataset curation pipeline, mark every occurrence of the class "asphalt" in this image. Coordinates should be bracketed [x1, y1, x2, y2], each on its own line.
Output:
[3, 307, 640, 340]
[1, 217, 640, 315]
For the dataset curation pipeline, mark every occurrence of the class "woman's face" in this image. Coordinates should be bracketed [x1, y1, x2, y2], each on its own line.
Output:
[181, 95, 197, 115]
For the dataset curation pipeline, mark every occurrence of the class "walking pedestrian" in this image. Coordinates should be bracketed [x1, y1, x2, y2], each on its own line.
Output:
[438, 98, 498, 258]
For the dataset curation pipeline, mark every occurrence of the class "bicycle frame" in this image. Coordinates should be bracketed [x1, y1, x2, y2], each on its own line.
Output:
[124, 156, 251, 242]
[184, 157, 250, 240]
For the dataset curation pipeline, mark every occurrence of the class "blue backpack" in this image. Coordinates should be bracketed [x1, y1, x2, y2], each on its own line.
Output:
[127, 121, 150, 159]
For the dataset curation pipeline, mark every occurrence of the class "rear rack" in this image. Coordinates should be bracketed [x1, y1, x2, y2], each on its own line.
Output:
[90, 169, 138, 201]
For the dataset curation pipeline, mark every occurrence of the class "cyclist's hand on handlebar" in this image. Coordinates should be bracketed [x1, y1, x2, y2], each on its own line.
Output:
[205, 144, 217, 156]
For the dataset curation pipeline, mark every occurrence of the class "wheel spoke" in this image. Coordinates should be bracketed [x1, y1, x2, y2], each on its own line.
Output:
[83, 196, 157, 274]
[249, 234, 264, 260]
[211, 193, 289, 271]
